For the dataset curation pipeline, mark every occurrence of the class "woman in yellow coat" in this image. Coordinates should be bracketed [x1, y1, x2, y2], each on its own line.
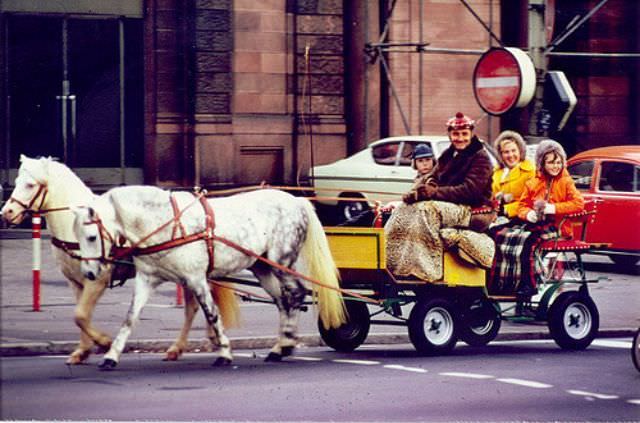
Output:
[491, 130, 535, 218]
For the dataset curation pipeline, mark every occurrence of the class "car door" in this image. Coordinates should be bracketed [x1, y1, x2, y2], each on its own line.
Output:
[590, 160, 640, 251]
[570, 158, 640, 250]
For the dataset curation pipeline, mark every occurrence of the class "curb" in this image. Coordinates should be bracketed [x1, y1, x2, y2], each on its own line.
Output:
[1, 329, 634, 358]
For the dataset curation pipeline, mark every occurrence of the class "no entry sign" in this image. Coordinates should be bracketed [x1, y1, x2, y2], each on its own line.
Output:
[473, 47, 536, 115]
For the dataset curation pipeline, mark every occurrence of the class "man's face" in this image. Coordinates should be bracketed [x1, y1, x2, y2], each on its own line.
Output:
[449, 128, 472, 151]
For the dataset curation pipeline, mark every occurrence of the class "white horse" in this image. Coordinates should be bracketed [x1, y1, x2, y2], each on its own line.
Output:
[71, 185, 346, 368]
[1, 155, 238, 364]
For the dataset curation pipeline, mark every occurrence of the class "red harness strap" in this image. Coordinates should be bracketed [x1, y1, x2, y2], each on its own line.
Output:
[198, 194, 216, 274]
[119, 193, 216, 273]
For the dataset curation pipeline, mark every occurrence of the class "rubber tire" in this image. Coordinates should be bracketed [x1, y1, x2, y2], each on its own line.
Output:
[318, 300, 370, 352]
[338, 199, 368, 222]
[458, 298, 501, 347]
[408, 298, 458, 355]
[632, 328, 640, 373]
[610, 255, 639, 267]
[548, 291, 599, 350]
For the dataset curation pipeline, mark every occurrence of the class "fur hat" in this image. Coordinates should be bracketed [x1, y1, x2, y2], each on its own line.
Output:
[492, 130, 526, 168]
[446, 112, 475, 131]
[535, 139, 567, 172]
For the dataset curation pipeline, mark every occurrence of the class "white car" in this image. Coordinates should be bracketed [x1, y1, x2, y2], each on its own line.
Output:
[311, 135, 453, 221]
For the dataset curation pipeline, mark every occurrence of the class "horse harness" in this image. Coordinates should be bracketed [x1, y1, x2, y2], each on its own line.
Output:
[88, 192, 217, 275]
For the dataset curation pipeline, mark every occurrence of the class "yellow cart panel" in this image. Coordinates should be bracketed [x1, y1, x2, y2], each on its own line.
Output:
[325, 227, 386, 270]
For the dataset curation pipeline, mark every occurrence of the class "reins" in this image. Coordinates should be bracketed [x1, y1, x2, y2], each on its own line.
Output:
[84, 190, 382, 306]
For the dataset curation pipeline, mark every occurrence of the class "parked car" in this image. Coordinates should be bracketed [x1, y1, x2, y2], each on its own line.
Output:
[311, 135, 498, 222]
[566, 145, 640, 266]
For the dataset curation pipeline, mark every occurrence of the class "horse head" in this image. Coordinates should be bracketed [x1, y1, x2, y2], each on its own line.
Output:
[1, 155, 52, 225]
[71, 196, 121, 281]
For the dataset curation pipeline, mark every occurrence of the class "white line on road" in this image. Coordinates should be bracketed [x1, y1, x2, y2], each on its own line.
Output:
[591, 339, 632, 349]
[332, 359, 380, 365]
[567, 390, 619, 400]
[627, 399, 640, 405]
[497, 378, 553, 388]
[440, 372, 494, 379]
[383, 364, 427, 373]
[292, 356, 323, 362]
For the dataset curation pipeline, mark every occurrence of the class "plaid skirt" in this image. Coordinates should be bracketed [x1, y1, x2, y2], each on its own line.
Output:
[488, 221, 558, 296]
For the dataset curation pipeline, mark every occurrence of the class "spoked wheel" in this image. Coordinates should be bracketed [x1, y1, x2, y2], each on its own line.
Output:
[632, 328, 640, 373]
[548, 291, 599, 350]
[458, 297, 501, 347]
[408, 298, 458, 355]
[319, 300, 370, 352]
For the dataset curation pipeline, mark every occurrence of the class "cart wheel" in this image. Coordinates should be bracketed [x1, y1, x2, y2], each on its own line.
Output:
[459, 298, 501, 347]
[548, 291, 599, 350]
[318, 300, 370, 352]
[408, 298, 458, 355]
[632, 328, 640, 373]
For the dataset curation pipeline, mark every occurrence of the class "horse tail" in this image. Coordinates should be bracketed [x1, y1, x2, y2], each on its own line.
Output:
[299, 199, 346, 329]
[210, 282, 241, 329]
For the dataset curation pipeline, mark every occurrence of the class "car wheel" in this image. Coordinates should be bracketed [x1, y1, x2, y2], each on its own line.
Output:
[610, 255, 639, 267]
[458, 298, 501, 347]
[338, 198, 369, 223]
[408, 298, 458, 355]
[632, 328, 640, 373]
[318, 300, 370, 352]
[548, 291, 599, 350]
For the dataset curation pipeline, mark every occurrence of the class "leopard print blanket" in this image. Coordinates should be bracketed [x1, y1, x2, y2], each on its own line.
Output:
[384, 201, 495, 281]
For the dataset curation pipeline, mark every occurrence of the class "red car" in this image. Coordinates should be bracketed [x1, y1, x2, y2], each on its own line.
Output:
[567, 145, 640, 266]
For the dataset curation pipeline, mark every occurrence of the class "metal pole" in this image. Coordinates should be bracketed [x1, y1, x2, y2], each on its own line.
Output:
[528, 0, 548, 137]
[32, 214, 42, 312]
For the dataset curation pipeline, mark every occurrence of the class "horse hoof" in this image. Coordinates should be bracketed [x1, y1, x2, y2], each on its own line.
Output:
[212, 357, 232, 367]
[98, 359, 118, 370]
[96, 343, 111, 354]
[163, 351, 180, 361]
[67, 350, 90, 365]
[281, 346, 294, 358]
[264, 352, 283, 362]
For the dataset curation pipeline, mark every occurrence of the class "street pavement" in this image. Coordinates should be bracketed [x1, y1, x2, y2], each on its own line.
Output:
[1, 230, 639, 359]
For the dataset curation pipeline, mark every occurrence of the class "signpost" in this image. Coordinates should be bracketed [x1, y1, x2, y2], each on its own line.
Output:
[473, 47, 536, 115]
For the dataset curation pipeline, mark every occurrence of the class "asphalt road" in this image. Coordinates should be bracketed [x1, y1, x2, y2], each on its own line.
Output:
[1, 338, 638, 421]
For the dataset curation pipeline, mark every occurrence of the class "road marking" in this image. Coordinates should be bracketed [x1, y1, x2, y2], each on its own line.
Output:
[567, 390, 619, 400]
[332, 359, 380, 365]
[627, 399, 640, 405]
[591, 339, 632, 349]
[292, 356, 323, 362]
[440, 372, 494, 379]
[497, 378, 552, 388]
[383, 364, 427, 373]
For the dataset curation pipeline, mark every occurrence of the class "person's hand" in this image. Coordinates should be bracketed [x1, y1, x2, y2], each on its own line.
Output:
[543, 203, 556, 214]
[502, 193, 514, 203]
[417, 183, 437, 200]
[526, 210, 538, 223]
[402, 191, 417, 204]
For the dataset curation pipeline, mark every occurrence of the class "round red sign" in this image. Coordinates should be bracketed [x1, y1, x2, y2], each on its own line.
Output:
[473, 47, 535, 115]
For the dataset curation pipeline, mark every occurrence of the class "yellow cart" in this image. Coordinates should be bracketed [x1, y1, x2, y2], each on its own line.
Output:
[322, 221, 602, 355]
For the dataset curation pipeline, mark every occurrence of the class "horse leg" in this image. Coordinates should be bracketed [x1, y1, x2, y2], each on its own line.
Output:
[66, 281, 94, 364]
[189, 278, 232, 367]
[70, 276, 112, 363]
[164, 286, 199, 361]
[99, 275, 154, 370]
[253, 266, 306, 362]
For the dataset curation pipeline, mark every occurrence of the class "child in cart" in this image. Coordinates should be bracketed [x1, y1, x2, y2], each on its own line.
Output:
[489, 139, 584, 297]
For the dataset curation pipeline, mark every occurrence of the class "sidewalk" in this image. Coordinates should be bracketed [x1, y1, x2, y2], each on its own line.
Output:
[1, 232, 639, 358]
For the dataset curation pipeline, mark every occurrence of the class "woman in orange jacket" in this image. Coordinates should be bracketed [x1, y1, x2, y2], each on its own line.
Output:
[491, 130, 535, 218]
[516, 139, 584, 238]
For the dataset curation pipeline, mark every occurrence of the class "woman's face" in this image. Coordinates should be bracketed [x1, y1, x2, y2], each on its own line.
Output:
[500, 140, 521, 169]
[543, 152, 563, 177]
[415, 157, 434, 175]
